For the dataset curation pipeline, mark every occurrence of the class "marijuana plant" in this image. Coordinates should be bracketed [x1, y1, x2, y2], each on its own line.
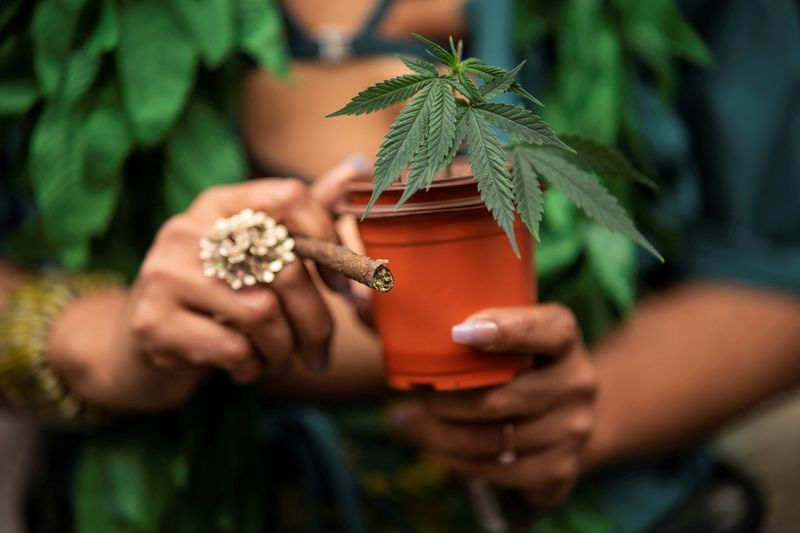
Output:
[328, 35, 661, 260]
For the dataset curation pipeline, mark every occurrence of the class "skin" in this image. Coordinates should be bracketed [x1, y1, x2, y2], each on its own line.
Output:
[392, 283, 800, 506]
[3, 0, 800, 513]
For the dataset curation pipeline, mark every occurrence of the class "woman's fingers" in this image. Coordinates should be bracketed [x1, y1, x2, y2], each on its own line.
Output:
[131, 304, 263, 384]
[425, 443, 580, 497]
[391, 402, 593, 460]
[310, 154, 371, 210]
[452, 304, 579, 356]
[270, 261, 334, 372]
[419, 350, 596, 422]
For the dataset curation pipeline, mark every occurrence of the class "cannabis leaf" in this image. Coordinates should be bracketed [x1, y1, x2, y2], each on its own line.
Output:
[474, 103, 571, 151]
[559, 133, 658, 189]
[397, 55, 438, 76]
[366, 82, 437, 216]
[328, 34, 661, 260]
[396, 79, 456, 208]
[511, 152, 544, 241]
[327, 74, 435, 117]
[465, 107, 519, 257]
[465, 62, 544, 106]
[521, 146, 662, 261]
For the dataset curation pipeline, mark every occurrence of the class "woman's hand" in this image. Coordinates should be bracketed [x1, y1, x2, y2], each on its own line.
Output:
[389, 304, 596, 508]
[49, 179, 340, 411]
[128, 179, 339, 381]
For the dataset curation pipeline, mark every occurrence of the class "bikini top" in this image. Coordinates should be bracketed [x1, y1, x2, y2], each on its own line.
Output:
[281, 0, 429, 62]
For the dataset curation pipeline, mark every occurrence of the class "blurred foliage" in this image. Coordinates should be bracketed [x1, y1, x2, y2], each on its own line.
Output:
[0, 0, 286, 271]
[515, 0, 710, 345]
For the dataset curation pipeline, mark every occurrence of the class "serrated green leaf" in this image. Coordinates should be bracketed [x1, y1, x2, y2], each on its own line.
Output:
[364, 83, 436, 217]
[464, 107, 519, 256]
[396, 138, 430, 208]
[412, 33, 456, 66]
[444, 105, 469, 169]
[423, 80, 457, 180]
[328, 74, 435, 117]
[0, 80, 39, 115]
[476, 102, 572, 151]
[586, 224, 635, 312]
[85, 0, 119, 56]
[465, 63, 544, 106]
[165, 99, 247, 213]
[395, 79, 458, 207]
[170, 0, 234, 68]
[397, 54, 438, 76]
[478, 61, 525, 100]
[234, 0, 288, 74]
[32, 0, 85, 98]
[117, 0, 197, 145]
[456, 71, 484, 102]
[511, 154, 544, 241]
[523, 146, 662, 260]
[559, 133, 657, 189]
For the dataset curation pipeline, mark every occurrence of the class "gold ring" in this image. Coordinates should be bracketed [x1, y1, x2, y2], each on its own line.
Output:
[497, 421, 517, 466]
[200, 209, 296, 290]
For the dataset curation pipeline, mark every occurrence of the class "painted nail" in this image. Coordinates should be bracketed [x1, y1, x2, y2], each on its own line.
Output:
[451, 320, 498, 346]
[343, 153, 370, 173]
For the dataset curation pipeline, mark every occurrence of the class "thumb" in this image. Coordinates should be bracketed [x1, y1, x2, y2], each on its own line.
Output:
[311, 154, 372, 210]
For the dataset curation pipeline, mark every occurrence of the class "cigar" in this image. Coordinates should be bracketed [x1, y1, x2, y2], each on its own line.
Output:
[293, 236, 394, 293]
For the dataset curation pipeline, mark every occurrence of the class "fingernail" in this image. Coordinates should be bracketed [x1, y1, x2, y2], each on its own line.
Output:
[451, 320, 498, 346]
[388, 406, 412, 430]
[343, 153, 370, 173]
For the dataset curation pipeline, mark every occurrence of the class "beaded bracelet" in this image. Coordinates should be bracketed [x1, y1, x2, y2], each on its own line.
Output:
[0, 272, 122, 423]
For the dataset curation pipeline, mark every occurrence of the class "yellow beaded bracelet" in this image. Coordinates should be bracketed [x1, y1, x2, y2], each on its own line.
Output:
[0, 273, 122, 423]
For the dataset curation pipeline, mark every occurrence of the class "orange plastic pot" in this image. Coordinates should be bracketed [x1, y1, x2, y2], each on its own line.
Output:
[341, 170, 537, 391]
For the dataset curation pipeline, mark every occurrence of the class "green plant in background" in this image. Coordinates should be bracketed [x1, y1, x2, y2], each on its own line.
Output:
[0, 0, 287, 272]
[515, 0, 711, 343]
[329, 34, 661, 262]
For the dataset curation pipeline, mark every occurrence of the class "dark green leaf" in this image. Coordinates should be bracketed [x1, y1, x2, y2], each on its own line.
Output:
[0, 80, 39, 115]
[82, 89, 133, 188]
[395, 79, 457, 207]
[365, 83, 436, 217]
[545, 0, 623, 142]
[478, 61, 525, 100]
[511, 153, 544, 241]
[59, 49, 101, 107]
[170, 0, 234, 67]
[397, 54, 438, 76]
[412, 33, 456, 66]
[234, 0, 289, 74]
[464, 107, 518, 256]
[85, 0, 119, 56]
[559, 133, 657, 189]
[328, 74, 435, 117]
[29, 104, 123, 268]
[32, 0, 85, 98]
[475, 102, 572, 151]
[522, 146, 662, 260]
[117, 0, 197, 145]
[465, 62, 544, 106]
[165, 98, 247, 213]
